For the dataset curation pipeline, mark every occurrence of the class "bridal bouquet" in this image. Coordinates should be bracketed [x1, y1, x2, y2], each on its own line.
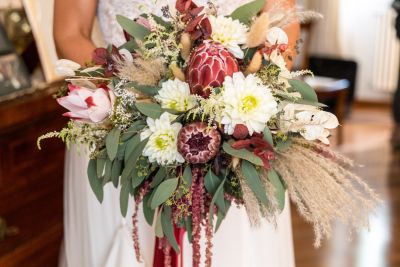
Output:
[39, 0, 379, 266]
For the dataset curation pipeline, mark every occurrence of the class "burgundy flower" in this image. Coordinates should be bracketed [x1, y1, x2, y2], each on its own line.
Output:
[231, 133, 275, 169]
[187, 41, 239, 98]
[233, 124, 249, 140]
[177, 122, 221, 164]
[176, 0, 211, 41]
[92, 46, 121, 77]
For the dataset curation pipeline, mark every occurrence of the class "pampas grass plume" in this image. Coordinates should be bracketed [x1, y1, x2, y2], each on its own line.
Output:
[170, 62, 186, 81]
[245, 50, 263, 75]
[180, 32, 192, 60]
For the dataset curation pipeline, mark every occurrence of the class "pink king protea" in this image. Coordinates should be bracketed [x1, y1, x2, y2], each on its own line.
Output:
[187, 41, 239, 98]
[177, 122, 221, 164]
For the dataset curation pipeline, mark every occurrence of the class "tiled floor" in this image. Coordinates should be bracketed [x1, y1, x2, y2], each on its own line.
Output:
[292, 104, 399, 267]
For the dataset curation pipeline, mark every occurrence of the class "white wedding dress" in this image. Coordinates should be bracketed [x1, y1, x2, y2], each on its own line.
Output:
[59, 1, 295, 267]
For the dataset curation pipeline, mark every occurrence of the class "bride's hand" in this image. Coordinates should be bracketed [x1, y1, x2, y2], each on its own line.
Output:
[54, 0, 98, 65]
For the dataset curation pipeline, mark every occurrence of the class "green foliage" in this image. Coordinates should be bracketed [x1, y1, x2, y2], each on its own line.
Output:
[241, 160, 269, 206]
[223, 141, 264, 166]
[135, 102, 164, 119]
[87, 159, 104, 203]
[229, 0, 265, 25]
[209, 179, 226, 224]
[161, 206, 180, 253]
[116, 15, 151, 41]
[120, 182, 131, 217]
[127, 82, 160, 96]
[267, 170, 286, 212]
[288, 79, 319, 103]
[263, 127, 274, 147]
[182, 166, 192, 187]
[106, 128, 121, 161]
[205, 169, 221, 195]
[143, 194, 156, 225]
[150, 178, 179, 209]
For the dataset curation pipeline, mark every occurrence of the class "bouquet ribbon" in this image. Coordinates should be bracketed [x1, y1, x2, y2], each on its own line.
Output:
[153, 226, 186, 267]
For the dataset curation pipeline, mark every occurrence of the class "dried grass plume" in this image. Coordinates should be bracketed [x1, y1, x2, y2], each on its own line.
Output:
[115, 56, 167, 86]
[273, 138, 381, 247]
[246, 12, 270, 48]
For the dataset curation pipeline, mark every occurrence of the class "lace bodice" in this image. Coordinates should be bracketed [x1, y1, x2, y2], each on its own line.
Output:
[97, 0, 252, 46]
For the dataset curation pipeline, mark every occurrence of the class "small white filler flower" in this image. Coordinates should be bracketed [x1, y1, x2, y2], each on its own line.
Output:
[220, 72, 278, 135]
[140, 112, 185, 165]
[209, 16, 248, 59]
[155, 79, 197, 112]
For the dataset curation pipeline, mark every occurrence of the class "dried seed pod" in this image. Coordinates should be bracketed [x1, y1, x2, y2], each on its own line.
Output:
[180, 32, 192, 60]
[244, 50, 263, 75]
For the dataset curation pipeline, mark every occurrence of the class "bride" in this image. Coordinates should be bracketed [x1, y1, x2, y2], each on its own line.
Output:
[54, 0, 299, 266]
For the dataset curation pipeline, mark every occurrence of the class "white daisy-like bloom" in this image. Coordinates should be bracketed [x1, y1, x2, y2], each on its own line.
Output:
[140, 112, 185, 165]
[209, 15, 248, 59]
[155, 79, 197, 112]
[279, 102, 339, 144]
[220, 72, 278, 135]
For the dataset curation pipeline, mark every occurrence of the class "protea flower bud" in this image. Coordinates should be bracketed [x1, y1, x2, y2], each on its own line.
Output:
[177, 122, 221, 164]
[187, 41, 239, 98]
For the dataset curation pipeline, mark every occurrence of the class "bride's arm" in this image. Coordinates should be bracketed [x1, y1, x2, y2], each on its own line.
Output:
[54, 0, 97, 65]
[265, 0, 300, 70]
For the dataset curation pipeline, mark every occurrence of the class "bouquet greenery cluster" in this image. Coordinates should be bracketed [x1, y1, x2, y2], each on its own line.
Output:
[39, 0, 379, 266]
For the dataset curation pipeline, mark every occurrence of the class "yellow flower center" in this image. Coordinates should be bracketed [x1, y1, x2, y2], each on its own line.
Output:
[240, 95, 258, 113]
[154, 134, 173, 150]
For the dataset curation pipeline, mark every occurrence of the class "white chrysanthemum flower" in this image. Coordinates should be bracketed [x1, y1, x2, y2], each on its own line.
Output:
[220, 72, 278, 135]
[279, 103, 339, 144]
[155, 79, 197, 112]
[209, 15, 248, 59]
[140, 112, 185, 165]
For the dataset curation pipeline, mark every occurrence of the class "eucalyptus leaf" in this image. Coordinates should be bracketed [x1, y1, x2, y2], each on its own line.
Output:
[267, 170, 286, 211]
[263, 127, 274, 147]
[289, 79, 318, 103]
[121, 139, 148, 182]
[124, 134, 141, 163]
[87, 159, 104, 203]
[103, 159, 112, 183]
[119, 39, 139, 52]
[120, 183, 130, 217]
[155, 212, 164, 238]
[131, 167, 147, 189]
[121, 122, 146, 142]
[106, 128, 121, 161]
[215, 199, 231, 232]
[96, 158, 106, 178]
[241, 160, 269, 206]
[116, 15, 151, 41]
[127, 82, 160, 96]
[223, 141, 264, 166]
[111, 160, 122, 188]
[229, 0, 264, 25]
[143, 193, 156, 225]
[185, 216, 193, 243]
[209, 179, 226, 223]
[135, 102, 164, 119]
[161, 206, 180, 253]
[150, 178, 179, 209]
[205, 170, 221, 195]
[151, 167, 167, 188]
[183, 165, 192, 187]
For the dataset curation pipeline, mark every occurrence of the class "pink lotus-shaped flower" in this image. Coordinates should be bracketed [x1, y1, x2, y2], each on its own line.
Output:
[177, 122, 221, 164]
[57, 84, 115, 123]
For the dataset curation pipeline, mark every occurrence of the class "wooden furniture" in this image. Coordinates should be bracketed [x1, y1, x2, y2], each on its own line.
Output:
[0, 86, 66, 267]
